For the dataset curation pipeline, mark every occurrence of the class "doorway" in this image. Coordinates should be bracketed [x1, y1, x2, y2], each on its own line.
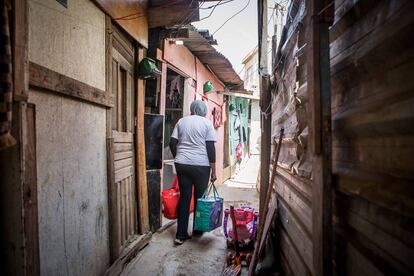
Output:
[106, 24, 139, 261]
[162, 68, 185, 190]
[162, 68, 186, 226]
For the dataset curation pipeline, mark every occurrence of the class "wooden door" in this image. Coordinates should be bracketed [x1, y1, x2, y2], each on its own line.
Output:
[107, 27, 138, 260]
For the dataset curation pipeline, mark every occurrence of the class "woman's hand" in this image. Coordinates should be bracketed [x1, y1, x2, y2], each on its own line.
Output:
[210, 171, 217, 183]
[210, 164, 217, 183]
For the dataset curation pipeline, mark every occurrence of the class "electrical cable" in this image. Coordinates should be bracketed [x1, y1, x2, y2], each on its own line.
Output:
[199, 0, 223, 21]
[114, 14, 145, 21]
[176, 0, 204, 28]
[200, 0, 235, 10]
[212, 0, 251, 36]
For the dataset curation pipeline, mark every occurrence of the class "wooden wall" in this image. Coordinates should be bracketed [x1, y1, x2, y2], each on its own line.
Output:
[94, 0, 148, 48]
[271, 0, 414, 275]
[271, 0, 312, 274]
[330, 0, 414, 275]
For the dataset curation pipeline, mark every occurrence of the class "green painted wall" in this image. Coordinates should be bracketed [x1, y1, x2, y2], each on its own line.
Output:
[228, 96, 250, 164]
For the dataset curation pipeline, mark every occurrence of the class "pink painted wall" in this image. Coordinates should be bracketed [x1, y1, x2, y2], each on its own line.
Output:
[163, 40, 226, 184]
[163, 40, 196, 79]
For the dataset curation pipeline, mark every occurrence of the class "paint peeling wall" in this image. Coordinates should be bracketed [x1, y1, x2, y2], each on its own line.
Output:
[28, 0, 110, 275]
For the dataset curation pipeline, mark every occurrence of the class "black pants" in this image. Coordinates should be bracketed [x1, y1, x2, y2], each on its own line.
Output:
[175, 163, 210, 239]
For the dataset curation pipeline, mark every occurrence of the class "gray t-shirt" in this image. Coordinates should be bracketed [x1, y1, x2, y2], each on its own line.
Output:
[171, 115, 217, 166]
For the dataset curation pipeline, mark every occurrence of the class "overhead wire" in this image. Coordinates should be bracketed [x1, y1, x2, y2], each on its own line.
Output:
[199, 0, 223, 21]
[114, 14, 145, 21]
[212, 0, 251, 36]
[200, 0, 235, 10]
[176, 0, 204, 27]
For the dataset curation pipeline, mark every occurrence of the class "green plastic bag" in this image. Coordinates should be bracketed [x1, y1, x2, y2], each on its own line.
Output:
[139, 57, 161, 79]
[194, 182, 224, 232]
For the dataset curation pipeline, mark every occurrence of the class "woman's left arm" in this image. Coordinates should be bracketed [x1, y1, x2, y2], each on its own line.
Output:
[169, 137, 178, 157]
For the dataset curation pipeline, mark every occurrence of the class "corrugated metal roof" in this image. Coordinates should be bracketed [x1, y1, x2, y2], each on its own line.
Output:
[172, 25, 245, 91]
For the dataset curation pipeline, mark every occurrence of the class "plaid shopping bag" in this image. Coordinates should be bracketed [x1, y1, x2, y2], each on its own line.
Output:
[194, 182, 223, 232]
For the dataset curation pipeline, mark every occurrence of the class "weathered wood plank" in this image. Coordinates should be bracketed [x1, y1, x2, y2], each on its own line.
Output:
[114, 157, 134, 171]
[334, 230, 385, 276]
[280, 251, 294, 276]
[22, 103, 40, 275]
[333, 136, 414, 178]
[136, 47, 150, 233]
[335, 192, 414, 247]
[334, 222, 408, 275]
[126, 73, 133, 133]
[94, 0, 148, 48]
[12, 0, 29, 101]
[115, 166, 133, 183]
[114, 143, 132, 153]
[307, 1, 334, 275]
[276, 167, 312, 202]
[278, 198, 313, 270]
[279, 226, 311, 276]
[346, 209, 414, 272]
[334, 168, 414, 218]
[129, 177, 135, 235]
[111, 59, 119, 130]
[114, 151, 133, 161]
[126, 178, 131, 239]
[29, 62, 114, 107]
[107, 138, 121, 261]
[330, 0, 409, 60]
[276, 178, 312, 234]
[330, 0, 380, 42]
[113, 131, 133, 143]
[331, 58, 414, 118]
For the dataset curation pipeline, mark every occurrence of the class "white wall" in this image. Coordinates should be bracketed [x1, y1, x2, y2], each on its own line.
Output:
[28, 0, 110, 275]
[30, 90, 109, 276]
[29, 0, 106, 90]
[250, 100, 261, 155]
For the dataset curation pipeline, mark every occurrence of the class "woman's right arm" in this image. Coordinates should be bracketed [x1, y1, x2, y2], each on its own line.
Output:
[206, 141, 217, 182]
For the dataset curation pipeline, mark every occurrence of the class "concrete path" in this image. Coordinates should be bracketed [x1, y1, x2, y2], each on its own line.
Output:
[122, 176, 259, 276]
[226, 154, 260, 189]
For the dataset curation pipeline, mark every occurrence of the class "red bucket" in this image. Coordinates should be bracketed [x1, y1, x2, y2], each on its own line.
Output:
[162, 176, 194, 219]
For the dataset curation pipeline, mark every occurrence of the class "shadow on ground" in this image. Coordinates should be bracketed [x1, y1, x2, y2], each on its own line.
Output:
[122, 185, 259, 276]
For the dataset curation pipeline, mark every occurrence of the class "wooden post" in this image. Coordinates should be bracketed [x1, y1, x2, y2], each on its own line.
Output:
[259, 75, 271, 218]
[307, 0, 334, 275]
[22, 103, 40, 276]
[136, 47, 150, 233]
[159, 62, 167, 116]
[12, 0, 29, 101]
[258, 0, 271, 219]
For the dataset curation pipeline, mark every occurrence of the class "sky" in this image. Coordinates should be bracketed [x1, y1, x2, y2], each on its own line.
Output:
[193, 0, 259, 75]
[193, 0, 284, 76]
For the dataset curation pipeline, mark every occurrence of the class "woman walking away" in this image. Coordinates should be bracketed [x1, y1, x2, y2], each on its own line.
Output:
[169, 100, 217, 245]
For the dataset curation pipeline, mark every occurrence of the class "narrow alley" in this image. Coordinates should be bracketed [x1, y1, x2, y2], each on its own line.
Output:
[1, 0, 413, 276]
[121, 182, 259, 276]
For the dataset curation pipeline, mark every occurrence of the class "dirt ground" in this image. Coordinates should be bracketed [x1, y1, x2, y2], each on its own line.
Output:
[121, 178, 259, 276]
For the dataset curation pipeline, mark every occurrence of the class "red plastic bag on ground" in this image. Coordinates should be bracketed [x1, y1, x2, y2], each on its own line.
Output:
[162, 176, 194, 219]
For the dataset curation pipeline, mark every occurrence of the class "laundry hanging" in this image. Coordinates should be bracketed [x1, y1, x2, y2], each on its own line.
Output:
[0, 1, 16, 150]
[212, 107, 222, 129]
